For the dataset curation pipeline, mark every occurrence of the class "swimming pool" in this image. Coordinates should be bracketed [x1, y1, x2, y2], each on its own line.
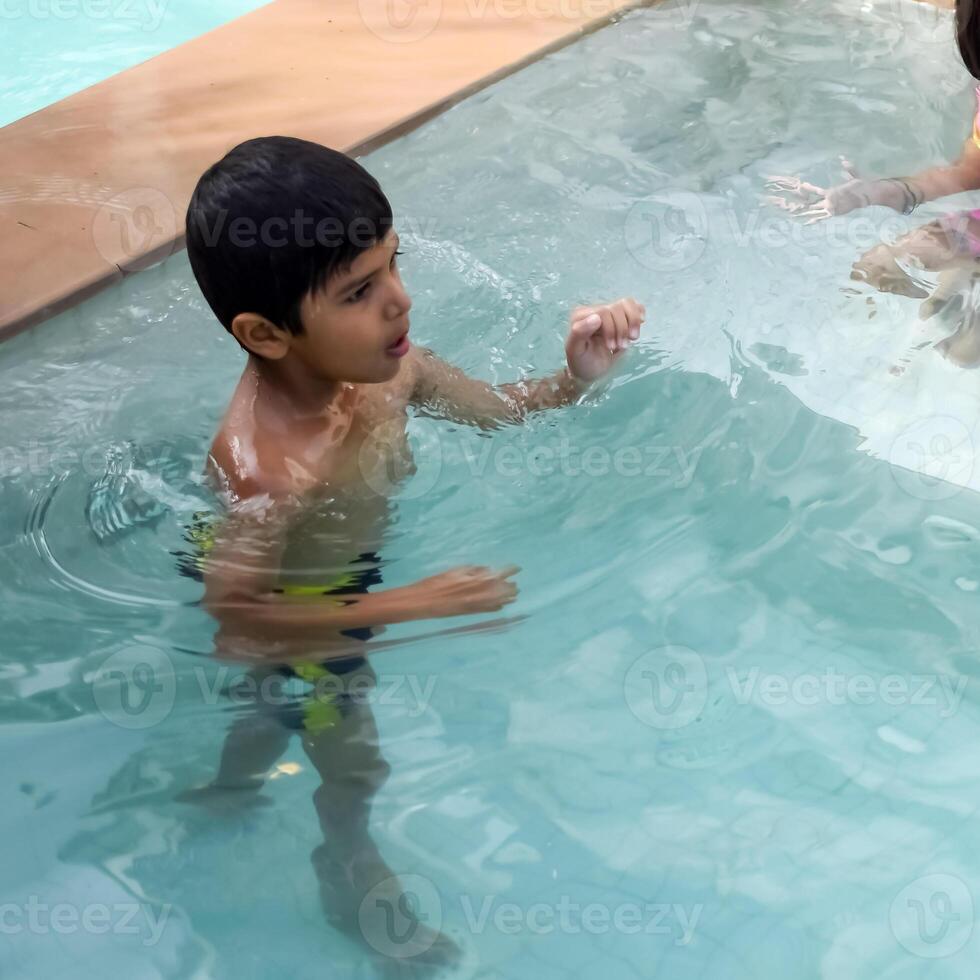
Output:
[1, 0, 270, 128]
[4, 0, 980, 976]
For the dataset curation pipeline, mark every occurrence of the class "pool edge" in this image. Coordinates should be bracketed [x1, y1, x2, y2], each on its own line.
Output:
[0, 0, 662, 341]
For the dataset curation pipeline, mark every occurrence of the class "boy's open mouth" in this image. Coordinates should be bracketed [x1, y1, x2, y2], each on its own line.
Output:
[386, 333, 410, 358]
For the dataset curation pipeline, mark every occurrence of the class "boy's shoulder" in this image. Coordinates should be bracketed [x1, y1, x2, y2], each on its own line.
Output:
[205, 367, 315, 502]
[207, 415, 300, 503]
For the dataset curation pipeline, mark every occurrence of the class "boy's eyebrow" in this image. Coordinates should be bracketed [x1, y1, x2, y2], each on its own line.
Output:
[334, 268, 373, 296]
[332, 234, 401, 296]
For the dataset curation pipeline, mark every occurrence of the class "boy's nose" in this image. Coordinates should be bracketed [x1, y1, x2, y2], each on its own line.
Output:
[386, 283, 412, 318]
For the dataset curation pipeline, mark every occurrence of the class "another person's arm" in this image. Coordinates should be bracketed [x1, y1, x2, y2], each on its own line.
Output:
[767, 132, 980, 220]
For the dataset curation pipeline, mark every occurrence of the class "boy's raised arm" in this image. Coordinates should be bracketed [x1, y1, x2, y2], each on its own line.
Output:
[410, 298, 645, 428]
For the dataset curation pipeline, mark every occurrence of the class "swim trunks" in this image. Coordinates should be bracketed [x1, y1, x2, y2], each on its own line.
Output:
[175, 513, 384, 733]
[175, 511, 383, 641]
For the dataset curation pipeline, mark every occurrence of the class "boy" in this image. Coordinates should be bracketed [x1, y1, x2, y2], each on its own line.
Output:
[181, 135, 643, 968]
[186, 136, 644, 646]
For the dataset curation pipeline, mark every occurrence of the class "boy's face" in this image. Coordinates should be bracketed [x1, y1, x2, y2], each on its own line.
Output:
[293, 229, 412, 384]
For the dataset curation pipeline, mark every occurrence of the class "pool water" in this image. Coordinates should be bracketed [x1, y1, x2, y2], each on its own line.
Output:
[1, 0, 270, 128]
[4, 0, 980, 976]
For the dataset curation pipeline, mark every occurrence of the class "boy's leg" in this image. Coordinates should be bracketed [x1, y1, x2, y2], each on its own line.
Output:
[176, 667, 292, 807]
[300, 659, 460, 972]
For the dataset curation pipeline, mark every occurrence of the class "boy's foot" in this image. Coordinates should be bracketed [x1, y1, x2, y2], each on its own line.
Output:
[367, 928, 463, 979]
[313, 848, 463, 976]
[174, 784, 273, 812]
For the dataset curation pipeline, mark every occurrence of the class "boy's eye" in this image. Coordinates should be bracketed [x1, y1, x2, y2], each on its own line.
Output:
[391, 249, 403, 267]
[347, 282, 371, 303]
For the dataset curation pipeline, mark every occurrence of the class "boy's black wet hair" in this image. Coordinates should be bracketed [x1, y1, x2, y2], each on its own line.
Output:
[186, 136, 393, 339]
[958, 0, 980, 79]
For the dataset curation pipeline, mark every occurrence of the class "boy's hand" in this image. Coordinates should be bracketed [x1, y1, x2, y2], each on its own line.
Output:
[565, 298, 645, 383]
[398, 565, 519, 619]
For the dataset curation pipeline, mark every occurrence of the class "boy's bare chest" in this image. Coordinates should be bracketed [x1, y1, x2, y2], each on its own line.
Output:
[328, 388, 413, 490]
[216, 368, 419, 500]
[276, 389, 414, 571]
[274, 382, 415, 494]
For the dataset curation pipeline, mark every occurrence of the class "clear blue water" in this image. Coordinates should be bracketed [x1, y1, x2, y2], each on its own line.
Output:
[1, 0, 270, 128]
[5, 0, 980, 976]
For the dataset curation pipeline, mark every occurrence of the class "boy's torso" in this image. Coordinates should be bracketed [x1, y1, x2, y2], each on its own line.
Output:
[203, 355, 426, 660]
[210, 351, 422, 504]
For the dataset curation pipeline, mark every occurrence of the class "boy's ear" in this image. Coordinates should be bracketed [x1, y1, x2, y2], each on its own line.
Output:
[230, 312, 291, 359]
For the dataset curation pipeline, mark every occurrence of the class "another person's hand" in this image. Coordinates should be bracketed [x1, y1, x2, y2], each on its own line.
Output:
[765, 160, 917, 222]
[851, 243, 929, 299]
[565, 298, 645, 382]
